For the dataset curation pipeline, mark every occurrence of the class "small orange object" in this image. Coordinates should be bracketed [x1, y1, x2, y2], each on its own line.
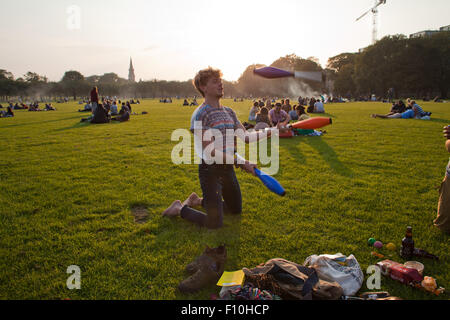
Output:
[420, 277, 445, 295]
[371, 251, 385, 258]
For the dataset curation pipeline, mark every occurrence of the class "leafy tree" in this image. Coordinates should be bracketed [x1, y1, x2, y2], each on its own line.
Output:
[61, 70, 87, 100]
[327, 53, 357, 73]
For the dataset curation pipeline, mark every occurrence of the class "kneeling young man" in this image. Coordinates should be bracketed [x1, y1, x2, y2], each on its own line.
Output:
[163, 67, 278, 229]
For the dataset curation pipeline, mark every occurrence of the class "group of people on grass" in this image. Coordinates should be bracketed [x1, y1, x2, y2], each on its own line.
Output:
[160, 97, 172, 103]
[79, 87, 131, 123]
[371, 98, 432, 120]
[247, 98, 324, 130]
[0, 101, 56, 112]
[250, 97, 326, 115]
[183, 98, 198, 106]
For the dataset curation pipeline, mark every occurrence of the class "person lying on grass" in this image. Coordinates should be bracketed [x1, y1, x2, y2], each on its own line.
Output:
[371, 110, 413, 119]
[162, 67, 283, 229]
[372, 100, 431, 119]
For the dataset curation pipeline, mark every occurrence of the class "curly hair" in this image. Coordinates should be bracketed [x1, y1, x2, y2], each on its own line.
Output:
[193, 67, 223, 97]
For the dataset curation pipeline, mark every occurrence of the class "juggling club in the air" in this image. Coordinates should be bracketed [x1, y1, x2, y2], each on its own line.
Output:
[253, 66, 323, 82]
[235, 153, 286, 197]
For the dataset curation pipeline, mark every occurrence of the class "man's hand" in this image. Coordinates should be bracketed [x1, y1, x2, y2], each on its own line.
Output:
[444, 126, 450, 140]
[276, 122, 289, 132]
[238, 161, 257, 176]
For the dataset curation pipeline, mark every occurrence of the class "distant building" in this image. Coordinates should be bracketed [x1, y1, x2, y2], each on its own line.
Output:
[409, 25, 449, 38]
[409, 30, 439, 39]
[128, 58, 136, 83]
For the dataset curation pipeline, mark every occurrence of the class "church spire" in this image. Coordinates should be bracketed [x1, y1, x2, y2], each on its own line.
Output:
[128, 57, 136, 82]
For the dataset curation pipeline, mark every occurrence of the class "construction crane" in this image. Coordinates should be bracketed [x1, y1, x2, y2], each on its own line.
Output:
[356, 0, 386, 44]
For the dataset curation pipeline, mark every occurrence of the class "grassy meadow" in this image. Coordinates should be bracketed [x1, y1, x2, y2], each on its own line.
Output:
[0, 98, 449, 300]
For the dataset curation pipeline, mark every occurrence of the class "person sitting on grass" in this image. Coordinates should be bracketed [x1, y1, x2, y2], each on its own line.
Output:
[190, 98, 198, 106]
[408, 100, 431, 118]
[434, 125, 450, 234]
[28, 104, 40, 111]
[79, 103, 92, 112]
[126, 101, 132, 114]
[183, 99, 189, 106]
[81, 103, 110, 123]
[390, 100, 406, 114]
[248, 101, 259, 121]
[2, 106, 14, 118]
[296, 105, 310, 121]
[314, 98, 325, 113]
[119, 103, 130, 115]
[110, 101, 119, 116]
[111, 105, 130, 122]
[282, 99, 292, 113]
[254, 107, 272, 130]
[44, 103, 56, 111]
[289, 105, 298, 121]
[269, 102, 291, 127]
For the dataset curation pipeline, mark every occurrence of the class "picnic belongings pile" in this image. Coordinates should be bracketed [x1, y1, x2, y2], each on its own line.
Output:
[180, 225, 445, 299]
[217, 255, 404, 300]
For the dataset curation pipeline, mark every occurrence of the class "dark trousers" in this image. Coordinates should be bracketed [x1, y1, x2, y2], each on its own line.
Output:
[180, 163, 242, 229]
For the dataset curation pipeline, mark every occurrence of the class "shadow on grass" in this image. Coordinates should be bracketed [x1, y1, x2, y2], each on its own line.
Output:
[282, 139, 306, 164]
[321, 112, 337, 119]
[0, 115, 83, 129]
[50, 121, 91, 132]
[429, 118, 450, 124]
[161, 202, 243, 299]
[301, 136, 353, 177]
[50, 120, 122, 132]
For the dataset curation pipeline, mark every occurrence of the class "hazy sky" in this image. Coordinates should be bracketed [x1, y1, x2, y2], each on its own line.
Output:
[1, 0, 449, 82]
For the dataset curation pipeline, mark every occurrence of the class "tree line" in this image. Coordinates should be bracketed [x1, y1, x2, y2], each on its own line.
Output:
[328, 32, 449, 99]
[1, 31, 448, 101]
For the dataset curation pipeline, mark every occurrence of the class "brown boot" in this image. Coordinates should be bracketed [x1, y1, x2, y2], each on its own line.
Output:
[179, 245, 227, 294]
[185, 245, 226, 274]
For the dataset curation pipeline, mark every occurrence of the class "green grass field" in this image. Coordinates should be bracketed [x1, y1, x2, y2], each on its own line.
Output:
[0, 99, 449, 300]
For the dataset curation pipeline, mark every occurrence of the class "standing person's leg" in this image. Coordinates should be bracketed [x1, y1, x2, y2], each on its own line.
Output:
[434, 176, 450, 233]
